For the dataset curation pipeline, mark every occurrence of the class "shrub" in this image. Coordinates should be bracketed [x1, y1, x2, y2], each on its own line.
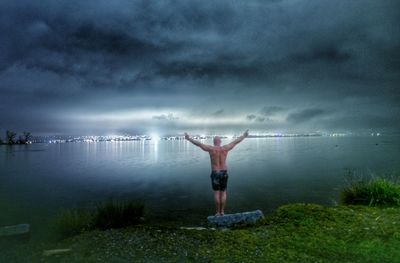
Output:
[92, 200, 144, 230]
[340, 178, 400, 206]
[54, 209, 93, 239]
[54, 200, 144, 239]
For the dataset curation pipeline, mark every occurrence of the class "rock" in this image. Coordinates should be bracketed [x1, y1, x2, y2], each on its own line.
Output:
[207, 210, 264, 227]
[43, 249, 72, 257]
[179, 226, 215, 231]
[0, 224, 30, 243]
[0, 224, 30, 237]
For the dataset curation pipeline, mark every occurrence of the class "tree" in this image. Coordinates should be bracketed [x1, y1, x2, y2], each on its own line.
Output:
[22, 132, 32, 144]
[6, 130, 16, 144]
[24, 132, 32, 142]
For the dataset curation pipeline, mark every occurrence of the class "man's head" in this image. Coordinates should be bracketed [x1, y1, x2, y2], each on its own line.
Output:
[213, 136, 221, 146]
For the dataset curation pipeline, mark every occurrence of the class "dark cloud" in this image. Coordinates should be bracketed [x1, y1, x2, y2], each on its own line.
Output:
[290, 46, 352, 64]
[246, 114, 257, 121]
[152, 113, 179, 121]
[260, 106, 285, 116]
[70, 24, 160, 55]
[321, 113, 400, 130]
[246, 114, 267, 122]
[211, 109, 224, 116]
[286, 108, 327, 124]
[0, 0, 399, 135]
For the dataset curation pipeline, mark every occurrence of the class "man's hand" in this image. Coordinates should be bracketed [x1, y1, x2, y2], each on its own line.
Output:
[222, 129, 249, 151]
[184, 132, 190, 140]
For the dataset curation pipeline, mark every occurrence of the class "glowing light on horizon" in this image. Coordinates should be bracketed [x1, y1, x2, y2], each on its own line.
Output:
[150, 133, 161, 141]
[66, 109, 278, 125]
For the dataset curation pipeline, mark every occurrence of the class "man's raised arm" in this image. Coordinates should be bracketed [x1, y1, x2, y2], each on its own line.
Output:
[222, 129, 249, 151]
[184, 133, 212, 151]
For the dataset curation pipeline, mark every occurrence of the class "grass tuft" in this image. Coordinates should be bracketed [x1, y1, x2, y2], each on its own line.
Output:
[92, 200, 144, 230]
[53, 209, 93, 239]
[340, 177, 400, 206]
[54, 200, 144, 239]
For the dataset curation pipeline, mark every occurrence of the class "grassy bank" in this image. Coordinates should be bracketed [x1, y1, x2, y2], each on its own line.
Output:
[2, 203, 399, 262]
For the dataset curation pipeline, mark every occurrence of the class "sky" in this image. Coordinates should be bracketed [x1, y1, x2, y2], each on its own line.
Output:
[0, 0, 399, 136]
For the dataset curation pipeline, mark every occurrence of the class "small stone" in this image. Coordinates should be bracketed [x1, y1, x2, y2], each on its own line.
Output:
[43, 249, 71, 257]
[0, 224, 30, 237]
[179, 226, 208, 230]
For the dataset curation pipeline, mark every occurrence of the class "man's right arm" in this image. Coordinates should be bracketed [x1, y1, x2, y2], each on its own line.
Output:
[185, 133, 212, 151]
[222, 129, 249, 151]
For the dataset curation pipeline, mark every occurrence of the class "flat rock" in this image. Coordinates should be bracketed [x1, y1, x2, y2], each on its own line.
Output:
[207, 210, 264, 227]
[179, 226, 215, 231]
[0, 224, 30, 237]
[43, 249, 72, 257]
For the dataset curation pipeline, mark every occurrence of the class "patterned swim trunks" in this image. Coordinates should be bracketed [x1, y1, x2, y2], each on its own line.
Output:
[210, 170, 229, 191]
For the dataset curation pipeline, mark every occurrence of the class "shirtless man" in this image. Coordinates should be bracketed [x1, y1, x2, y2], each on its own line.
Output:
[184, 129, 249, 216]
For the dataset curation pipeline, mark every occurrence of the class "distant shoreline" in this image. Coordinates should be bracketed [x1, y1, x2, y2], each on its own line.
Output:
[0, 132, 391, 145]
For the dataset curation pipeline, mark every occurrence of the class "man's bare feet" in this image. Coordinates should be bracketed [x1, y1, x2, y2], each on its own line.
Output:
[215, 212, 221, 216]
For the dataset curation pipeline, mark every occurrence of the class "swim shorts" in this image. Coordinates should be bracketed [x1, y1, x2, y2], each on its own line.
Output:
[210, 170, 229, 191]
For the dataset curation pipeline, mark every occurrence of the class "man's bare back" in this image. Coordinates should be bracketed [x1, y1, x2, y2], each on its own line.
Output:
[208, 146, 229, 171]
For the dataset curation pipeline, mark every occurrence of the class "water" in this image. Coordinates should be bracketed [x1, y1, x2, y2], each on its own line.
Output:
[1, 136, 400, 240]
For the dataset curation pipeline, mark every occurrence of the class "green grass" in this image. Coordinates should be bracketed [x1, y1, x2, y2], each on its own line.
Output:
[4, 173, 400, 262]
[53, 209, 93, 239]
[92, 200, 144, 230]
[340, 178, 400, 206]
[3, 203, 400, 262]
[53, 200, 144, 239]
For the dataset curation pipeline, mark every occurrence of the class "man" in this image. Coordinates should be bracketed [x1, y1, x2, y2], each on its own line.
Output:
[184, 129, 249, 216]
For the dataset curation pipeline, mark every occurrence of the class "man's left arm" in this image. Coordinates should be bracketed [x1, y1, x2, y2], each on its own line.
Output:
[222, 129, 249, 151]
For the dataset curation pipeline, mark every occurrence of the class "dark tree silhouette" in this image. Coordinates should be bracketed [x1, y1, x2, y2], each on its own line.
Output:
[6, 130, 17, 144]
[24, 132, 32, 142]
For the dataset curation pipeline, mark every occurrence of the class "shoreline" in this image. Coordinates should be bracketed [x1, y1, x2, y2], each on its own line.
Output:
[2, 203, 399, 262]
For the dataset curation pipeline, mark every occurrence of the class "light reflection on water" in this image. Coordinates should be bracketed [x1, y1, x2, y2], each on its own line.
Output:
[1, 136, 399, 239]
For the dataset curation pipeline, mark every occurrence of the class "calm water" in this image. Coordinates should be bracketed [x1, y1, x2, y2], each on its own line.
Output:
[1, 136, 400, 239]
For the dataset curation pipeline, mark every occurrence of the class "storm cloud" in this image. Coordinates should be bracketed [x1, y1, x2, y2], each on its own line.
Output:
[0, 0, 399, 135]
[286, 108, 327, 124]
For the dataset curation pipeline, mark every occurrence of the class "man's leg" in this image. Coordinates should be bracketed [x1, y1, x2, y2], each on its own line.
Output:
[213, 191, 221, 216]
[220, 191, 227, 215]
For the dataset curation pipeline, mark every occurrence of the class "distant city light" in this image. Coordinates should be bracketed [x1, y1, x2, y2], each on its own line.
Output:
[33, 131, 364, 144]
[150, 133, 161, 141]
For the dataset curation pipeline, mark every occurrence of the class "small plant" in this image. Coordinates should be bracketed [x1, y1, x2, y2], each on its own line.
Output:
[340, 177, 400, 206]
[92, 200, 144, 230]
[54, 209, 93, 239]
[54, 200, 144, 239]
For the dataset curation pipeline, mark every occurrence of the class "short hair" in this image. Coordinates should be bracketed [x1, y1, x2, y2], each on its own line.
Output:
[213, 136, 221, 145]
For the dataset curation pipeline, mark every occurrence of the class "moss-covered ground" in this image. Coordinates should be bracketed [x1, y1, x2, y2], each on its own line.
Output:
[2, 203, 399, 262]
